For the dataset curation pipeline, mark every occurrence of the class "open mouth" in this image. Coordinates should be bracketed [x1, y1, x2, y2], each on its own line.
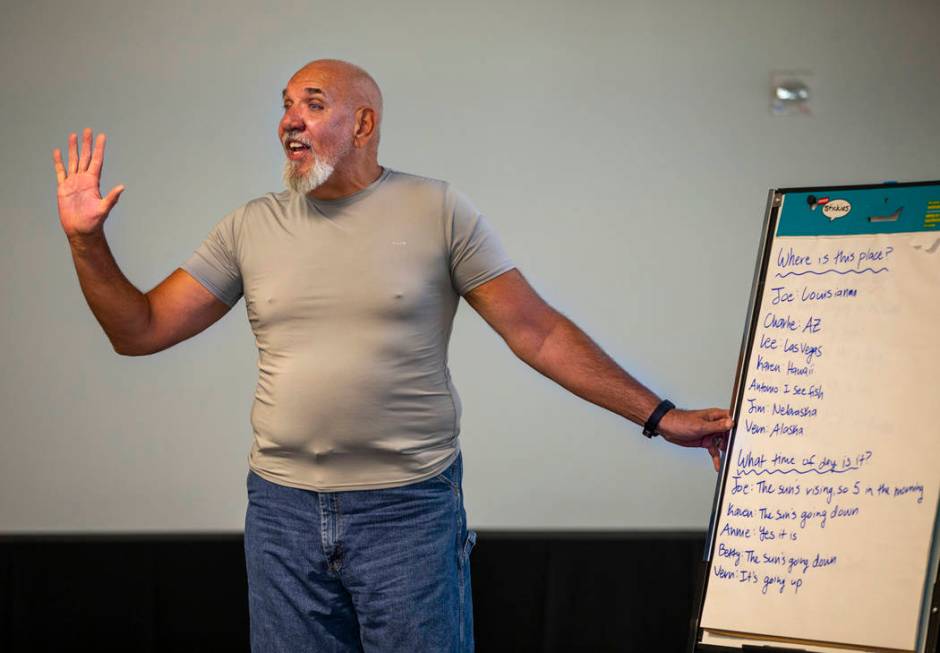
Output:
[285, 139, 312, 160]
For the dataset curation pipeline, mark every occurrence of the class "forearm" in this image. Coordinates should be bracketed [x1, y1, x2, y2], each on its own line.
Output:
[67, 232, 151, 354]
[520, 313, 661, 426]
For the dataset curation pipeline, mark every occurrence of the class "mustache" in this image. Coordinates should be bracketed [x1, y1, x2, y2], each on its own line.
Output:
[282, 132, 312, 147]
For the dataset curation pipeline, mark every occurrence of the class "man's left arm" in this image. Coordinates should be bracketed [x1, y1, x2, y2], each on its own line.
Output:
[463, 269, 732, 471]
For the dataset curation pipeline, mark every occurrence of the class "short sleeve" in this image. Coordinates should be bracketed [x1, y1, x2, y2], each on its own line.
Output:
[180, 209, 244, 307]
[444, 185, 515, 295]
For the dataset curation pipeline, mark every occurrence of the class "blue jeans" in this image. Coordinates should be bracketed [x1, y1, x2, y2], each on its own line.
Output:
[244, 452, 476, 652]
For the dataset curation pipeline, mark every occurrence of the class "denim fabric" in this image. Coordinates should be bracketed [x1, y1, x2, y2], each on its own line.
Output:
[244, 452, 476, 652]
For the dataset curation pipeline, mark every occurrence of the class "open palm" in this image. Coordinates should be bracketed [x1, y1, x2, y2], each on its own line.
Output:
[53, 128, 124, 239]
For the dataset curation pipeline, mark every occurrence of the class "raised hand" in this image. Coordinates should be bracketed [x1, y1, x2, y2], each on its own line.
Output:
[53, 128, 125, 240]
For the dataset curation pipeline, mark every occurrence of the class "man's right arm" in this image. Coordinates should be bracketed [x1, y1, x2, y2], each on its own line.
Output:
[69, 233, 231, 355]
[69, 234, 233, 356]
[56, 128, 232, 356]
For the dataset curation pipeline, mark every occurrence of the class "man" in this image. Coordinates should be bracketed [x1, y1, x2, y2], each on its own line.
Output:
[54, 59, 731, 652]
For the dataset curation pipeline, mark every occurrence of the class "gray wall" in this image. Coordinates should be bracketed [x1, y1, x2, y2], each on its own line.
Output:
[1, 0, 938, 532]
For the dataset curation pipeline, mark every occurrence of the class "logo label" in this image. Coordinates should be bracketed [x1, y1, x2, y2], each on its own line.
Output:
[822, 199, 851, 221]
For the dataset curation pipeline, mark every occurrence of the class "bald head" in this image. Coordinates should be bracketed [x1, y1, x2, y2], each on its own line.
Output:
[287, 59, 383, 143]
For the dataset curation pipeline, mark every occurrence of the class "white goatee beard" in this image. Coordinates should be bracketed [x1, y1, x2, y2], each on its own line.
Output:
[282, 155, 336, 195]
[282, 135, 355, 195]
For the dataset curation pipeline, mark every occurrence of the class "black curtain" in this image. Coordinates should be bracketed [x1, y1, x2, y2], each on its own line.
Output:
[0, 532, 711, 652]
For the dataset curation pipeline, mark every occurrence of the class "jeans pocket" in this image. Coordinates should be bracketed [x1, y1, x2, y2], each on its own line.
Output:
[432, 454, 461, 493]
[432, 472, 459, 493]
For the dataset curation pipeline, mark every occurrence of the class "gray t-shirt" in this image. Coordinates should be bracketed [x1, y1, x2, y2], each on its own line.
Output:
[181, 168, 514, 491]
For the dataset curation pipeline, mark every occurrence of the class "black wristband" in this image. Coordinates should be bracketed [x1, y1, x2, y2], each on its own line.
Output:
[642, 399, 675, 438]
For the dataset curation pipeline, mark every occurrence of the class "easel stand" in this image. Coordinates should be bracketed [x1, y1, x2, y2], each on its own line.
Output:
[689, 181, 940, 653]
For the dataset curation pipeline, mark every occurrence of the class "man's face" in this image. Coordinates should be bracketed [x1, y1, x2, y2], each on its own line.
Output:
[279, 69, 354, 192]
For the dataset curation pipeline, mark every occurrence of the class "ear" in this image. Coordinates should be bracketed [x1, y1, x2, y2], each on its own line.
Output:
[352, 107, 377, 148]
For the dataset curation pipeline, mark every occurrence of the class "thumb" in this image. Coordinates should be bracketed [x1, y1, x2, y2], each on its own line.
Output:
[102, 184, 125, 213]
